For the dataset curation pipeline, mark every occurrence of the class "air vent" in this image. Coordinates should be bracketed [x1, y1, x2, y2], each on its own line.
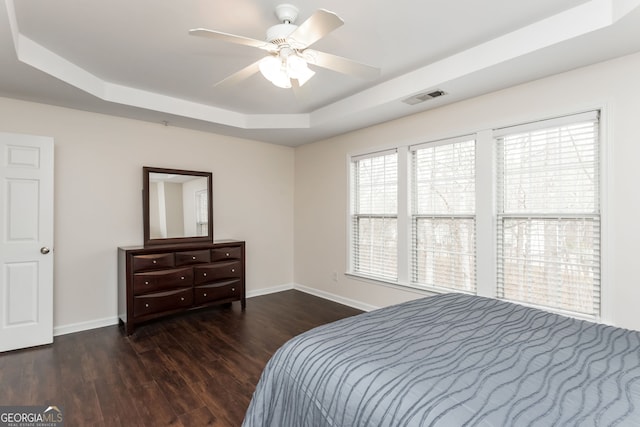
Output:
[402, 90, 446, 105]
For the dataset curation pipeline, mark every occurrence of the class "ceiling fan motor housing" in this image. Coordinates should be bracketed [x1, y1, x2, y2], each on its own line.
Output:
[268, 4, 300, 44]
[266, 23, 298, 44]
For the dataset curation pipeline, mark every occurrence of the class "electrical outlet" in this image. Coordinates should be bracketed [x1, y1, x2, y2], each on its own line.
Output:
[331, 271, 338, 282]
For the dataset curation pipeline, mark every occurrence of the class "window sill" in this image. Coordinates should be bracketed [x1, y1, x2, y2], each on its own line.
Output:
[344, 272, 474, 297]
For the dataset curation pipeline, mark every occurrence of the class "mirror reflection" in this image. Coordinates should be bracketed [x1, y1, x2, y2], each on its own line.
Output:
[148, 172, 209, 239]
[143, 166, 213, 246]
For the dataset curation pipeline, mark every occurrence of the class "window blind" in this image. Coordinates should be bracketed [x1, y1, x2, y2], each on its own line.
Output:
[496, 111, 600, 318]
[411, 138, 476, 292]
[195, 189, 208, 236]
[350, 150, 398, 281]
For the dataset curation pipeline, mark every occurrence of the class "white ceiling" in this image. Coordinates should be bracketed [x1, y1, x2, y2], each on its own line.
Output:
[1, 0, 640, 146]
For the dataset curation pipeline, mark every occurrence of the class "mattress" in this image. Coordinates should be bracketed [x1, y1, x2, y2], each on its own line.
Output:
[242, 293, 640, 426]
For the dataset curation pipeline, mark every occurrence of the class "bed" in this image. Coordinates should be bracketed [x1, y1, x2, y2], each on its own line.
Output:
[242, 293, 640, 426]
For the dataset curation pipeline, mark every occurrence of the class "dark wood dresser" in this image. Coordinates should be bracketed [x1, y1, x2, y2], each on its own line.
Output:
[118, 240, 245, 335]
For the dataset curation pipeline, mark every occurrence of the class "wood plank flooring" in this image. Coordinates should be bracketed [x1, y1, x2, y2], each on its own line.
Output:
[0, 290, 362, 426]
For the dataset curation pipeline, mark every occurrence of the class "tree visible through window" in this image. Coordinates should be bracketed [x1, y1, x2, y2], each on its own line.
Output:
[496, 112, 600, 317]
[347, 111, 602, 320]
[350, 150, 398, 281]
[411, 138, 476, 292]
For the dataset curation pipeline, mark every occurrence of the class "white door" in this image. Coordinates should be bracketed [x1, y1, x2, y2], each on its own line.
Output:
[0, 132, 54, 352]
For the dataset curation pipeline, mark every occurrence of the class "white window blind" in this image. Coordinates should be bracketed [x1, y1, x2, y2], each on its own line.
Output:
[195, 189, 208, 236]
[411, 137, 476, 292]
[350, 150, 398, 281]
[496, 111, 600, 318]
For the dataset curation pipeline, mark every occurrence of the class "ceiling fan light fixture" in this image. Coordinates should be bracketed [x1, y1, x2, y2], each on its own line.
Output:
[259, 52, 315, 88]
[287, 55, 315, 86]
[271, 72, 293, 89]
[259, 56, 292, 88]
[287, 54, 306, 73]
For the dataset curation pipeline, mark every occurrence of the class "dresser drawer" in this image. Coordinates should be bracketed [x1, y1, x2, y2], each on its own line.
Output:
[211, 246, 242, 261]
[133, 267, 193, 295]
[194, 261, 242, 284]
[175, 249, 211, 266]
[134, 288, 193, 317]
[132, 253, 174, 272]
[194, 280, 242, 305]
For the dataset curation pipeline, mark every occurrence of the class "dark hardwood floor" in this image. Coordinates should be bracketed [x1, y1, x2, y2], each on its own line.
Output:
[0, 290, 362, 426]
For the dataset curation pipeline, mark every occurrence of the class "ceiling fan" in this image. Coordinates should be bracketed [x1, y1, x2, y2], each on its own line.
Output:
[189, 4, 380, 89]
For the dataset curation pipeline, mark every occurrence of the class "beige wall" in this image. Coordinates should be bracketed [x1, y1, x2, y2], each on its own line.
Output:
[0, 98, 295, 332]
[294, 51, 640, 331]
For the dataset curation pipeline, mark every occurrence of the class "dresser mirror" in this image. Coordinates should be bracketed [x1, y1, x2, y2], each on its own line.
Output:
[143, 166, 213, 247]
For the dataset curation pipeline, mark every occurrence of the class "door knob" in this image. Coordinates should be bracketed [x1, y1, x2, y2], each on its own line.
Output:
[40, 247, 51, 254]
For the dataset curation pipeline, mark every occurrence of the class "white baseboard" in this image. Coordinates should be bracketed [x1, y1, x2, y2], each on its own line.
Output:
[54, 316, 119, 337]
[50, 283, 292, 337]
[51, 283, 373, 337]
[293, 283, 380, 312]
[246, 283, 295, 298]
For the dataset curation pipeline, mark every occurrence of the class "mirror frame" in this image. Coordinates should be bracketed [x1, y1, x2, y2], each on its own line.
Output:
[143, 166, 213, 247]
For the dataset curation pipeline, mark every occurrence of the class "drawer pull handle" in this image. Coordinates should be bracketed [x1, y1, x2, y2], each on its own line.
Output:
[203, 273, 207, 277]
[153, 260, 157, 264]
[181, 297, 185, 301]
[192, 256, 196, 260]
[181, 276, 185, 280]
[145, 303, 149, 308]
[231, 269, 235, 273]
[145, 281, 149, 285]
[232, 288, 235, 292]
[226, 253, 230, 256]
[203, 293, 207, 297]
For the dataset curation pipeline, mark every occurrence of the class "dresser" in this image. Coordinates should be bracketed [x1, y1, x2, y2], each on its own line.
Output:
[118, 240, 245, 335]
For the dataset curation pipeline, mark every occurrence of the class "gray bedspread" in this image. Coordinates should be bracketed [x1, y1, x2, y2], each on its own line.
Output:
[242, 293, 640, 426]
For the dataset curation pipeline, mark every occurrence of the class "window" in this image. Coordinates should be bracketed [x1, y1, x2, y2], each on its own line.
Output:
[411, 137, 476, 292]
[347, 110, 602, 320]
[350, 150, 398, 281]
[195, 189, 208, 236]
[496, 111, 600, 318]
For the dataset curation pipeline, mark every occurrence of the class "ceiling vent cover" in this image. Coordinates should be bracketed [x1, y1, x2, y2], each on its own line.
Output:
[402, 90, 446, 105]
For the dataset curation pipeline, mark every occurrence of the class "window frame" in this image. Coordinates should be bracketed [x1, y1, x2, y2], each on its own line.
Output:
[348, 149, 400, 283]
[346, 109, 608, 322]
[495, 111, 602, 319]
[409, 136, 477, 294]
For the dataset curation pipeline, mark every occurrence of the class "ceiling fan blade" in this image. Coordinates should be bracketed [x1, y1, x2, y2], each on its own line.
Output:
[291, 78, 316, 107]
[288, 9, 344, 48]
[307, 50, 380, 80]
[189, 28, 277, 52]
[214, 60, 262, 88]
